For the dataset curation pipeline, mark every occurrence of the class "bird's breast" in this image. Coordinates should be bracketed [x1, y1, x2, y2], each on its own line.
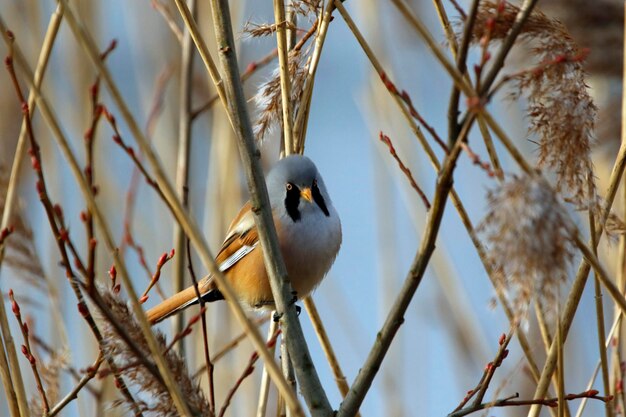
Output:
[278, 209, 342, 298]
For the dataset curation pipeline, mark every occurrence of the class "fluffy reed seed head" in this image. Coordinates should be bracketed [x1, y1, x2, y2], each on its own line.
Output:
[472, 1, 597, 207]
[100, 291, 210, 416]
[479, 175, 575, 314]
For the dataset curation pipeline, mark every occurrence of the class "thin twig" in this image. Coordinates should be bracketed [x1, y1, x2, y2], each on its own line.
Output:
[219, 328, 282, 417]
[46, 353, 103, 417]
[378, 132, 431, 210]
[186, 236, 215, 414]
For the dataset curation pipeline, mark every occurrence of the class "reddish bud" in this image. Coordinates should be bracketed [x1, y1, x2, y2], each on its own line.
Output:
[89, 238, 97, 249]
[91, 185, 99, 195]
[36, 180, 44, 195]
[6, 30, 14, 40]
[501, 349, 509, 359]
[89, 82, 99, 99]
[109, 265, 117, 280]
[246, 62, 257, 73]
[139, 295, 149, 304]
[587, 389, 599, 396]
[77, 302, 89, 317]
[497, 0, 505, 13]
[127, 147, 135, 158]
[188, 315, 201, 326]
[4, 56, 12, 67]
[30, 155, 41, 172]
[498, 333, 506, 345]
[0, 227, 13, 240]
[53, 204, 63, 219]
[21, 345, 28, 356]
[11, 298, 20, 317]
[21, 102, 29, 114]
[112, 134, 122, 145]
[183, 327, 193, 336]
[59, 228, 69, 242]
[94, 103, 103, 115]
[113, 284, 121, 293]
[169, 249, 175, 258]
[157, 252, 168, 267]
[483, 51, 491, 62]
[616, 380, 623, 393]
[84, 128, 93, 141]
[80, 211, 89, 222]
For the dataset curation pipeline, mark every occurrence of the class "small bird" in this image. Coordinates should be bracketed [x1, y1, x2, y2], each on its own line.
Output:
[146, 155, 342, 324]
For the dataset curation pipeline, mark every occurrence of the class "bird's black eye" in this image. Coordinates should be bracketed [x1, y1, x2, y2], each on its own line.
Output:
[312, 179, 317, 187]
[286, 183, 293, 191]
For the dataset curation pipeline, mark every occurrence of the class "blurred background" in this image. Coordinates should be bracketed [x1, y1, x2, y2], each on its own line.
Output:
[0, 0, 623, 416]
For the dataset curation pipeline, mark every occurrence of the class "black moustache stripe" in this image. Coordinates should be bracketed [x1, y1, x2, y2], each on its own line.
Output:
[285, 183, 301, 222]
[313, 183, 330, 217]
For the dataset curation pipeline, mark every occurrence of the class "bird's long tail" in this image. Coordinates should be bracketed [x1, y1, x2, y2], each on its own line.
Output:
[145, 277, 223, 324]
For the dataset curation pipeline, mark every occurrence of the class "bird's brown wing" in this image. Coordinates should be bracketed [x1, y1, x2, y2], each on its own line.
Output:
[145, 201, 260, 324]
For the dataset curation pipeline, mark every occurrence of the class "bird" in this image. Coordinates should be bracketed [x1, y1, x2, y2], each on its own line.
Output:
[146, 155, 342, 324]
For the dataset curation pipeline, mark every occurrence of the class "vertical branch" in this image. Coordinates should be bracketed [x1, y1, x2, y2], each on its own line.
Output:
[280, 335, 297, 417]
[172, 0, 196, 355]
[207, 0, 331, 414]
[256, 320, 280, 417]
[292, 0, 335, 151]
[273, 0, 294, 155]
[589, 181, 614, 417]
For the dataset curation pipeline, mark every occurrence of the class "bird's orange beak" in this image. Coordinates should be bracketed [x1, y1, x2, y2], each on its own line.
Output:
[300, 187, 313, 203]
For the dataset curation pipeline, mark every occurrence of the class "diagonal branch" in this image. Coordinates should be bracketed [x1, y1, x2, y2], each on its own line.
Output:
[206, 0, 331, 414]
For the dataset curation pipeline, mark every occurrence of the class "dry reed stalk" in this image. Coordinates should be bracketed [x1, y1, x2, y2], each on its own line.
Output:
[273, 0, 295, 155]
[256, 320, 279, 417]
[172, 0, 197, 357]
[292, 0, 334, 150]
[302, 297, 353, 402]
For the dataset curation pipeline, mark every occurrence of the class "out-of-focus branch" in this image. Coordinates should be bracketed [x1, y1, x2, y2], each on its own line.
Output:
[172, 0, 196, 355]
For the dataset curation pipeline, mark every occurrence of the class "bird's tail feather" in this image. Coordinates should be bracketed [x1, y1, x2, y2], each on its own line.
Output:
[146, 277, 221, 324]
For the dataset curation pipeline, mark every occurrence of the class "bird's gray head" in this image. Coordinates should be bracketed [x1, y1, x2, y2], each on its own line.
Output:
[266, 155, 332, 222]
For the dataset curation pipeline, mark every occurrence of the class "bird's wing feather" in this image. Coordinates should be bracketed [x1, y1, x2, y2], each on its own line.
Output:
[216, 201, 260, 272]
